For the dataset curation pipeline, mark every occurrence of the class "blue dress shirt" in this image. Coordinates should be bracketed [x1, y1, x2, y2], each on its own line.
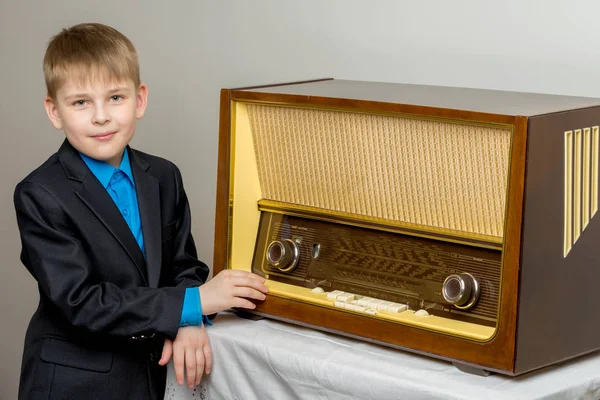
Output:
[80, 149, 205, 327]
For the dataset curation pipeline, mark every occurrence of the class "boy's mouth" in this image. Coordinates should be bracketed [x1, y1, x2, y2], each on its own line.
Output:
[92, 132, 116, 141]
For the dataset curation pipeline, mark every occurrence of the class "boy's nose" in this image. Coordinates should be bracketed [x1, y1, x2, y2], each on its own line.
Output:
[92, 108, 111, 124]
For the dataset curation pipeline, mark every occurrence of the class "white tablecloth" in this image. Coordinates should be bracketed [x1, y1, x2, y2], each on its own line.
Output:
[164, 312, 600, 400]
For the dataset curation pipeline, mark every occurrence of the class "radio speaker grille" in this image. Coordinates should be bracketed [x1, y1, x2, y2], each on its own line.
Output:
[246, 104, 512, 239]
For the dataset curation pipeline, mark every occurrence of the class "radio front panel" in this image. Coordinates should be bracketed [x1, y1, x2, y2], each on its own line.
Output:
[251, 211, 501, 340]
[228, 100, 512, 344]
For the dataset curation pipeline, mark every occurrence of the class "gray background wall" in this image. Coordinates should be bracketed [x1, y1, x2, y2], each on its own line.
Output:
[1, 0, 599, 397]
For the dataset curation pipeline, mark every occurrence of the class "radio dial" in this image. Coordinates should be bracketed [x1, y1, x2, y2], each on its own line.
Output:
[442, 273, 480, 309]
[266, 239, 300, 272]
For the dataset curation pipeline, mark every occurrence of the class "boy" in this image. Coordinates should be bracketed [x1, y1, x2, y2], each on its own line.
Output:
[14, 22, 268, 400]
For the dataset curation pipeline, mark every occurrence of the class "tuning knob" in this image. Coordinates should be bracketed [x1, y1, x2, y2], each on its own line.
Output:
[266, 239, 300, 272]
[442, 273, 480, 309]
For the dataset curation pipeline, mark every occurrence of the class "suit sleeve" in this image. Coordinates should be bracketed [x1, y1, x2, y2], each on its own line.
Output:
[167, 163, 210, 289]
[14, 181, 184, 340]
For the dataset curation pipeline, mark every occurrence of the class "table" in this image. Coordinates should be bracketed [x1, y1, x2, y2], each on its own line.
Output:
[164, 312, 600, 400]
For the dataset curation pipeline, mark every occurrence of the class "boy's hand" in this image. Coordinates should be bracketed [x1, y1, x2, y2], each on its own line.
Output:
[158, 326, 212, 388]
[199, 270, 268, 315]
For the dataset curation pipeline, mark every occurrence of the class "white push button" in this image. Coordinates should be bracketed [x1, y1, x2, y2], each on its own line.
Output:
[334, 301, 346, 309]
[346, 304, 367, 312]
[376, 301, 393, 311]
[327, 290, 345, 300]
[387, 303, 408, 313]
[357, 297, 374, 306]
[366, 299, 384, 309]
[337, 293, 355, 303]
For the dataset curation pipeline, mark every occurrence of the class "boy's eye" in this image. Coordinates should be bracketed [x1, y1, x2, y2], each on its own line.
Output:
[110, 95, 123, 101]
[73, 100, 87, 106]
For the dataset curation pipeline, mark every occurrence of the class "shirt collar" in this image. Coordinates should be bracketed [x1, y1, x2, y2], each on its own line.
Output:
[80, 148, 135, 188]
[118, 148, 135, 185]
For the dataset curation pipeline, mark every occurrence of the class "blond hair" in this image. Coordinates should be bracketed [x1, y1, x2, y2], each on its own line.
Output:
[43, 23, 140, 99]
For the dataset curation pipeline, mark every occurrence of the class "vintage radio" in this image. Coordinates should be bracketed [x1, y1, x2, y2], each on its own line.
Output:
[213, 78, 600, 376]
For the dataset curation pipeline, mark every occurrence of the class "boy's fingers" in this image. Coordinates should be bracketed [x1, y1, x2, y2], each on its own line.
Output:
[229, 270, 266, 282]
[233, 298, 256, 309]
[232, 287, 267, 301]
[195, 348, 205, 386]
[173, 346, 185, 385]
[158, 339, 173, 366]
[232, 274, 267, 287]
[204, 342, 213, 375]
[232, 277, 269, 293]
[186, 348, 196, 388]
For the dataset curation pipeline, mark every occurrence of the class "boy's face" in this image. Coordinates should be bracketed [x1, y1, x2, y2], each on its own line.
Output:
[44, 77, 148, 168]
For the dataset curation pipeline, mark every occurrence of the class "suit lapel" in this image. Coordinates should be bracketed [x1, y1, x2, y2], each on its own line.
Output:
[130, 149, 162, 288]
[58, 140, 148, 285]
[76, 178, 148, 284]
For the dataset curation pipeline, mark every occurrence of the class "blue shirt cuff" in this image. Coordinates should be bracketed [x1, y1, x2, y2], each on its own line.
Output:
[180, 287, 213, 327]
[180, 287, 201, 327]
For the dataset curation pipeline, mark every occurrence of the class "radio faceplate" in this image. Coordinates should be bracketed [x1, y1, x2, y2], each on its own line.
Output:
[252, 211, 501, 329]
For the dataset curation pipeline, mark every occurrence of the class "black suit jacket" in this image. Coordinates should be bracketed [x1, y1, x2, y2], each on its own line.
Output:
[14, 140, 209, 400]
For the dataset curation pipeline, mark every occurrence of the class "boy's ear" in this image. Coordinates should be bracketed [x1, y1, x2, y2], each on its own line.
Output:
[135, 83, 148, 120]
[44, 97, 63, 130]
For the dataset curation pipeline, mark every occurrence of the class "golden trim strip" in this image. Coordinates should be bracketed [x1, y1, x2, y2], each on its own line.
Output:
[257, 199, 503, 250]
[583, 128, 591, 229]
[564, 130, 573, 258]
[593, 126, 599, 218]
[232, 97, 516, 130]
[264, 283, 496, 341]
[574, 129, 582, 244]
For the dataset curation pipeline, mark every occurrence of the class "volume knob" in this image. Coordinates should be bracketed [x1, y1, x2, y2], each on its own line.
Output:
[442, 273, 480, 309]
[266, 239, 300, 272]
